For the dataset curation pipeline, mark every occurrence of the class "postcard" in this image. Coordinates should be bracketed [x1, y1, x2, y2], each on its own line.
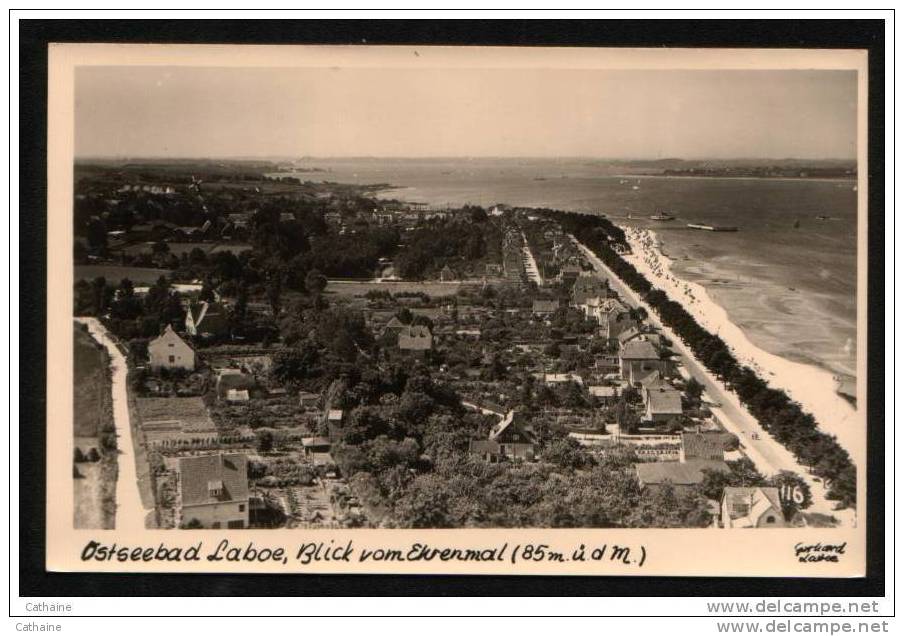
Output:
[46, 43, 868, 576]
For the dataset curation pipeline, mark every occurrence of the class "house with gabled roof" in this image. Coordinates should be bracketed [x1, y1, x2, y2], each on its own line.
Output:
[532, 299, 560, 316]
[571, 272, 610, 306]
[643, 386, 683, 423]
[634, 459, 729, 495]
[298, 391, 320, 408]
[619, 339, 663, 384]
[680, 432, 726, 462]
[148, 324, 196, 371]
[558, 264, 583, 286]
[721, 487, 787, 528]
[179, 453, 249, 529]
[470, 410, 536, 462]
[617, 325, 644, 346]
[379, 315, 407, 339]
[185, 300, 230, 339]
[398, 325, 433, 352]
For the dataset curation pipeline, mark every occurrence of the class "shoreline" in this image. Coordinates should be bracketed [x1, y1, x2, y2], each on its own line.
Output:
[618, 226, 859, 458]
[613, 174, 857, 184]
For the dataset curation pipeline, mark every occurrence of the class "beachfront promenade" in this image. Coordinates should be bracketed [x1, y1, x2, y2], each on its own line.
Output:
[571, 236, 849, 522]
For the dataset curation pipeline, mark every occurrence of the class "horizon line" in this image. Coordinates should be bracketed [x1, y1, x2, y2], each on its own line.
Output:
[74, 154, 858, 163]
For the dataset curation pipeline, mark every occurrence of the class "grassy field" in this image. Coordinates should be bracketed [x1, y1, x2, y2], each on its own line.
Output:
[74, 326, 111, 437]
[75, 264, 172, 285]
[73, 324, 117, 528]
[73, 462, 104, 528]
[325, 279, 473, 298]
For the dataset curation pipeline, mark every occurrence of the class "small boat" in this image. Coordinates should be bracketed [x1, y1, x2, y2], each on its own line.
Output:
[650, 212, 676, 221]
[793, 219, 801, 229]
[632, 185, 640, 190]
[687, 223, 739, 232]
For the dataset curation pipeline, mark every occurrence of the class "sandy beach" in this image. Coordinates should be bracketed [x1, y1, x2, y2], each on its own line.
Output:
[620, 227, 861, 461]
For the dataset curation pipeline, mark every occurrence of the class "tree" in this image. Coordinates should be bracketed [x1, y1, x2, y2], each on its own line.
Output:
[85, 218, 108, 252]
[199, 278, 216, 302]
[542, 437, 593, 470]
[466, 205, 488, 223]
[395, 307, 414, 325]
[271, 343, 321, 383]
[726, 457, 766, 486]
[769, 470, 813, 520]
[256, 429, 275, 453]
[394, 475, 452, 528]
[305, 269, 328, 296]
[685, 377, 704, 402]
[699, 468, 735, 501]
[266, 273, 283, 316]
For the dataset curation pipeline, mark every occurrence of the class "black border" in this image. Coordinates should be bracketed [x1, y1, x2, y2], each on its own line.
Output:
[17, 17, 887, 601]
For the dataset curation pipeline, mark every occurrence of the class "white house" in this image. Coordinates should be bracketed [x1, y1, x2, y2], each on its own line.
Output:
[148, 325, 196, 371]
[721, 487, 787, 528]
[179, 453, 249, 529]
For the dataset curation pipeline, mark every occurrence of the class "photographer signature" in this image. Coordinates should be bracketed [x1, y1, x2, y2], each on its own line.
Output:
[794, 542, 846, 563]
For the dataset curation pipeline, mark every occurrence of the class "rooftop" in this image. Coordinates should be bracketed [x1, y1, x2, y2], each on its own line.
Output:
[620, 339, 660, 360]
[179, 453, 249, 506]
[646, 387, 683, 414]
[635, 459, 729, 486]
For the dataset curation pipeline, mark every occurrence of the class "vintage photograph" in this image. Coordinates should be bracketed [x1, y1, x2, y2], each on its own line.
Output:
[32, 41, 869, 581]
[66, 55, 863, 535]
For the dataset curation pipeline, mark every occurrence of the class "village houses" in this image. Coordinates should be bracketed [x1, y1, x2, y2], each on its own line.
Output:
[619, 339, 664, 385]
[397, 324, 433, 352]
[570, 272, 610, 306]
[148, 324, 196, 371]
[179, 453, 250, 529]
[720, 486, 787, 528]
[469, 410, 536, 462]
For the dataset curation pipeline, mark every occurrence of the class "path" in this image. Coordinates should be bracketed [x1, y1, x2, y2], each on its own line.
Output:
[570, 237, 851, 523]
[520, 231, 544, 285]
[75, 317, 152, 531]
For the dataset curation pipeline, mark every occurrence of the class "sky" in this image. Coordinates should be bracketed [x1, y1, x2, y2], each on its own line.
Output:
[75, 66, 858, 160]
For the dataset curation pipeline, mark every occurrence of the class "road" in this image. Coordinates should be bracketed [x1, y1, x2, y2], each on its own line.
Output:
[75, 317, 152, 531]
[570, 237, 848, 520]
[520, 231, 544, 285]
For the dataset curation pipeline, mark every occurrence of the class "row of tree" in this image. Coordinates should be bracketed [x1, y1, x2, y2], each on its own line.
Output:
[546, 210, 856, 508]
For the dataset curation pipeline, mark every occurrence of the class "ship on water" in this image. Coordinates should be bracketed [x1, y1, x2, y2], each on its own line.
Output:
[687, 223, 739, 232]
[650, 212, 676, 221]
